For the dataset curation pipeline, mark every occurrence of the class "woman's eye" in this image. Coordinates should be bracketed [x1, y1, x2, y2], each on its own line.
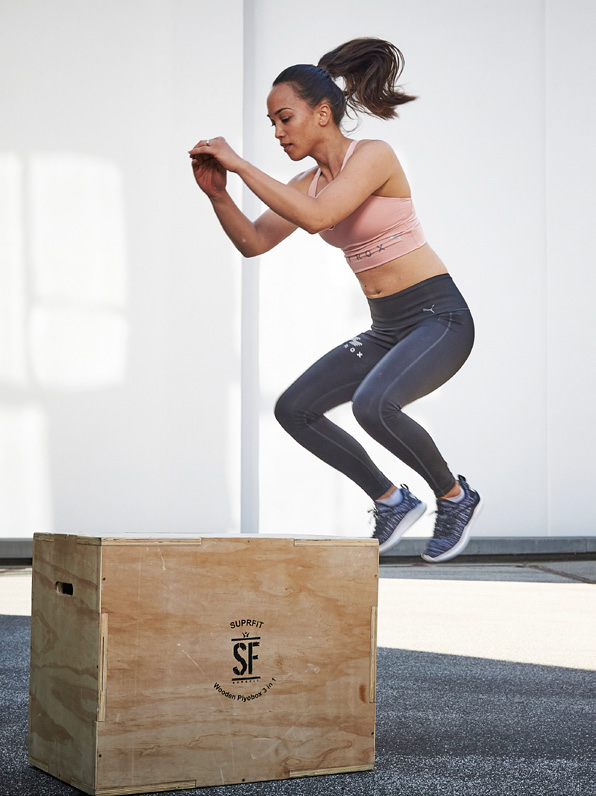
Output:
[270, 117, 291, 128]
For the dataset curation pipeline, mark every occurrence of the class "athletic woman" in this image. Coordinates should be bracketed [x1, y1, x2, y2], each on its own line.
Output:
[189, 38, 482, 562]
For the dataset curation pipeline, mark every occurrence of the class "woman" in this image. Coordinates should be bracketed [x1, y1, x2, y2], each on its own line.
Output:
[189, 37, 482, 562]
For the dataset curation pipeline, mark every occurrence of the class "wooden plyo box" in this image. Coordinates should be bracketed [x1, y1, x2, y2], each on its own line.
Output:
[28, 533, 378, 795]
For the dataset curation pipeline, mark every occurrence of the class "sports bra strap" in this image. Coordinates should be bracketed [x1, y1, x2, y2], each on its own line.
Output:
[308, 170, 320, 197]
[341, 139, 358, 168]
[308, 139, 359, 197]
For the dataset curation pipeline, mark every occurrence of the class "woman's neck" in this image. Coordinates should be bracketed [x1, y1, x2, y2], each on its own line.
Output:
[312, 135, 354, 182]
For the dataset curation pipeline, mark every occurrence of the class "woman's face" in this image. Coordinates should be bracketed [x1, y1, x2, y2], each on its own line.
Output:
[266, 83, 323, 161]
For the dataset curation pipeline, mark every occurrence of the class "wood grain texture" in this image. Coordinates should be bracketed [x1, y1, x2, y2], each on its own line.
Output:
[29, 535, 378, 793]
[98, 538, 203, 547]
[370, 606, 378, 703]
[289, 763, 374, 777]
[94, 781, 196, 795]
[98, 613, 109, 722]
[28, 533, 103, 793]
[293, 539, 376, 546]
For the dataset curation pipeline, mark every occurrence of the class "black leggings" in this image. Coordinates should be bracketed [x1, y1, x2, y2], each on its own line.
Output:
[274, 274, 475, 499]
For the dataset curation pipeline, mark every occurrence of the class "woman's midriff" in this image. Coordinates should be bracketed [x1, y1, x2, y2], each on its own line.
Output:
[356, 243, 449, 298]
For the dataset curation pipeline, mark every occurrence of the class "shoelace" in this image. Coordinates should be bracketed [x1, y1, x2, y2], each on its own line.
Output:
[369, 485, 413, 537]
[431, 500, 461, 537]
[368, 504, 384, 527]
[368, 503, 395, 537]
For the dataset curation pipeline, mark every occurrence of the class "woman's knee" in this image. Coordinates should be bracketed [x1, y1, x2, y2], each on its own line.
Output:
[274, 388, 295, 430]
[353, 387, 401, 433]
[352, 388, 378, 431]
[274, 385, 314, 433]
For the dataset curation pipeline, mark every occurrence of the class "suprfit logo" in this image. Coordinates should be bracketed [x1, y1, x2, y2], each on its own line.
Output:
[230, 619, 264, 683]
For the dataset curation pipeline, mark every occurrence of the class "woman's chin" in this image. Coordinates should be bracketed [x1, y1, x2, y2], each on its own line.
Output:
[286, 147, 307, 161]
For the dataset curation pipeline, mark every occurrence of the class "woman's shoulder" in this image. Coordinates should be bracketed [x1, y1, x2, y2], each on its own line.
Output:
[288, 140, 399, 193]
[353, 138, 398, 163]
[351, 139, 409, 196]
[355, 137, 393, 150]
[288, 166, 320, 194]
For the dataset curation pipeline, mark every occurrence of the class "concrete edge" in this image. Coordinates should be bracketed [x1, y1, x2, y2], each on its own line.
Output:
[1, 536, 595, 563]
[0, 539, 33, 560]
[382, 536, 596, 559]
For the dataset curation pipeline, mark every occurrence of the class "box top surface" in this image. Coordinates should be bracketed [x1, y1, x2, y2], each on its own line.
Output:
[34, 532, 377, 546]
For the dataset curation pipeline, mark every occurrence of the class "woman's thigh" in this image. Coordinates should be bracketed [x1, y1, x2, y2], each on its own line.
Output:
[275, 331, 392, 418]
[353, 310, 475, 412]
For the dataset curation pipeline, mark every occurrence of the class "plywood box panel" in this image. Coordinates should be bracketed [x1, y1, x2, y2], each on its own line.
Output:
[28, 534, 378, 795]
[28, 534, 102, 790]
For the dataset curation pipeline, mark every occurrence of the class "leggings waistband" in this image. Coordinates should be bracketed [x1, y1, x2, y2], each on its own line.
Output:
[367, 274, 470, 330]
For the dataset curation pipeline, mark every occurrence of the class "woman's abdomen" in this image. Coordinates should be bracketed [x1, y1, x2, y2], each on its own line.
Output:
[356, 243, 448, 298]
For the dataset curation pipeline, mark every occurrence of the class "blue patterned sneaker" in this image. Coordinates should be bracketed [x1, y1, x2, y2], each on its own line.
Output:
[370, 485, 427, 555]
[422, 475, 482, 563]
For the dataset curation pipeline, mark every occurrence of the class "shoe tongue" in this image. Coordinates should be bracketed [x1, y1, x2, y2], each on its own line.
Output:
[436, 500, 458, 533]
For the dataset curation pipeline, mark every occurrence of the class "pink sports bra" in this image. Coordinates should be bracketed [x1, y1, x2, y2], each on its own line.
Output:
[307, 140, 427, 273]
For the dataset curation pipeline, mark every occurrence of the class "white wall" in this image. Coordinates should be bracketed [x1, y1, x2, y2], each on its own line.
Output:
[0, 0, 243, 538]
[252, 0, 595, 538]
[545, 0, 596, 534]
[0, 0, 593, 543]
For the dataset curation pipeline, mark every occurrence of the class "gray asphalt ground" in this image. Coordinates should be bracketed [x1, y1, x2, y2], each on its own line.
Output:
[1, 560, 594, 796]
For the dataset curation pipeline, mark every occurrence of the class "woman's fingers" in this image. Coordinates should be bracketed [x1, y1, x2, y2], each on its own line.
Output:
[188, 136, 240, 173]
[189, 138, 217, 155]
[189, 136, 228, 156]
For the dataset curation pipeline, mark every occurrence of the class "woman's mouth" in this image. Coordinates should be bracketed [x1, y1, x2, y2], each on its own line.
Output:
[282, 143, 292, 153]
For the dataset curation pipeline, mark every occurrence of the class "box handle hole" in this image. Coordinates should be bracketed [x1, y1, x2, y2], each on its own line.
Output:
[55, 581, 74, 596]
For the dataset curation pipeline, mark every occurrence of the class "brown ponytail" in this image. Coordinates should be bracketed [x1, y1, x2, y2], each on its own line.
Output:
[272, 38, 416, 127]
[318, 38, 417, 121]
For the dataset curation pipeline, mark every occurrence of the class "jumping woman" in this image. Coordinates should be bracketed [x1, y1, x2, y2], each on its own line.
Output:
[189, 37, 482, 562]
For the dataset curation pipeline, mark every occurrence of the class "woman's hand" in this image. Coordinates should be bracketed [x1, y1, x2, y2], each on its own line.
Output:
[189, 137, 244, 197]
[190, 147, 227, 197]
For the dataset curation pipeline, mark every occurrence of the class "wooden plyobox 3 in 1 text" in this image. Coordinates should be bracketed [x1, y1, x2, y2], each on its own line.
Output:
[28, 533, 378, 795]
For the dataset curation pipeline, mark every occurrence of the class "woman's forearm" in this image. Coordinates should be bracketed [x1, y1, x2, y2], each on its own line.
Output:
[208, 191, 262, 257]
[235, 160, 323, 233]
[190, 136, 388, 235]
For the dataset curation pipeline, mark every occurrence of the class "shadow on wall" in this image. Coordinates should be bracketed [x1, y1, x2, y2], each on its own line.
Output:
[0, 152, 128, 536]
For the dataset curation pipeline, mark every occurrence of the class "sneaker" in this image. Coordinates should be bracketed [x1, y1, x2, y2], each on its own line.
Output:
[421, 475, 482, 563]
[370, 485, 427, 555]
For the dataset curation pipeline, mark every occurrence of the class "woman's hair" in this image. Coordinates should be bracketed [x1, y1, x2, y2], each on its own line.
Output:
[272, 37, 417, 126]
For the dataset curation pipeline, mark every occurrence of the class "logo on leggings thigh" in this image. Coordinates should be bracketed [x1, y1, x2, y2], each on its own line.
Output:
[344, 336, 364, 358]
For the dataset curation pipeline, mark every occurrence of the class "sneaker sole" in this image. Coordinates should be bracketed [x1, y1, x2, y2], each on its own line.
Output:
[421, 495, 484, 563]
[378, 501, 427, 555]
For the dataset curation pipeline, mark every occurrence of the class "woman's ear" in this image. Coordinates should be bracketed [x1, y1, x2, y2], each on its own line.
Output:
[318, 102, 332, 127]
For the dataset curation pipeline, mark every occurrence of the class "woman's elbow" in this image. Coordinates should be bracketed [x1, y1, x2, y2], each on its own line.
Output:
[239, 246, 263, 258]
[303, 216, 329, 235]
[236, 237, 263, 257]
[239, 239, 277, 257]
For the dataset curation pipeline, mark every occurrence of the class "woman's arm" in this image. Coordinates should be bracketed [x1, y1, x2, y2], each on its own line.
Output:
[190, 147, 302, 257]
[189, 138, 397, 234]
[208, 190, 298, 257]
